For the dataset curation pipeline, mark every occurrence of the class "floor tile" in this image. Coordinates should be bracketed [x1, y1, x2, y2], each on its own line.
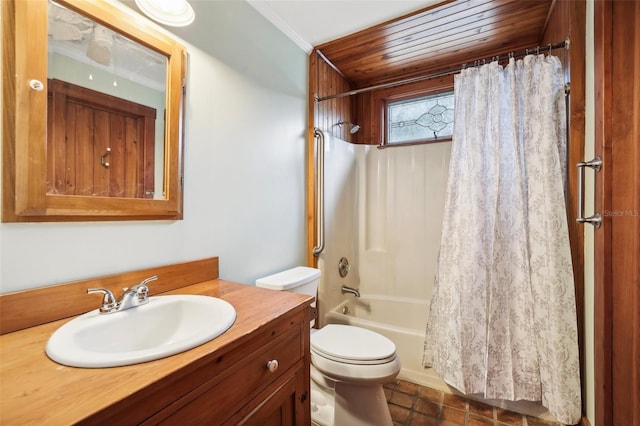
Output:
[384, 387, 394, 401]
[439, 420, 466, 426]
[440, 405, 467, 424]
[380, 379, 561, 426]
[385, 379, 400, 390]
[525, 415, 563, 426]
[469, 413, 497, 426]
[442, 392, 468, 410]
[389, 403, 411, 424]
[391, 391, 416, 409]
[418, 386, 442, 402]
[409, 412, 438, 426]
[496, 408, 524, 425]
[397, 380, 420, 396]
[414, 397, 440, 417]
[468, 399, 495, 419]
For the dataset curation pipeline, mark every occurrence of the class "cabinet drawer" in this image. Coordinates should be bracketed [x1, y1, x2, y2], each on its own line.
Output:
[147, 327, 302, 424]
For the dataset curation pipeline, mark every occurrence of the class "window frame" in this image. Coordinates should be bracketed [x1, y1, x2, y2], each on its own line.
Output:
[384, 89, 455, 147]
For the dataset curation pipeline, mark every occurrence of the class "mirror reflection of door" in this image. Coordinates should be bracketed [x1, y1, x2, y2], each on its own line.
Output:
[47, 0, 167, 199]
[47, 79, 156, 198]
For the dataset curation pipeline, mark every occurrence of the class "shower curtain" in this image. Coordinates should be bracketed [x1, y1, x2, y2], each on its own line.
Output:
[423, 55, 581, 424]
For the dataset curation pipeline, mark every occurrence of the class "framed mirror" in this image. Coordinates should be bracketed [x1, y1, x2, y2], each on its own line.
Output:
[2, 0, 187, 221]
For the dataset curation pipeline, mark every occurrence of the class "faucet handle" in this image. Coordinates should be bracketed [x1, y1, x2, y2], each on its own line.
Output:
[138, 275, 158, 288]
[126, 275, 157, 303]
[87, 288, 118, 313]
[137, 275, 157, 295]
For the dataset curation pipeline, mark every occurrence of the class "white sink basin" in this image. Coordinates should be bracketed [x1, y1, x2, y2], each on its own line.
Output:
[46, 295, 236, 368]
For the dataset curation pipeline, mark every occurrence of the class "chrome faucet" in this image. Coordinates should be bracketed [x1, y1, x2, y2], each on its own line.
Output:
[341, 285, 360, 298]
[87, 288, 118, 314]
[88, 275, 158, 314]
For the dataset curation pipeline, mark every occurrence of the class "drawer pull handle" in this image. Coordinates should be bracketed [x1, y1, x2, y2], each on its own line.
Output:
[266, 359, 279, 373]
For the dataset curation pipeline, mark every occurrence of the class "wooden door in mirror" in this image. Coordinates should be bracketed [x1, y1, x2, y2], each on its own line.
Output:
[2, 0, 186, 221]
[47, 79, 157, 199]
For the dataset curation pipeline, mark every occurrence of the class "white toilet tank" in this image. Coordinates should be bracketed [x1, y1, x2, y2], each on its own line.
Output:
[255, 266, 321, 297]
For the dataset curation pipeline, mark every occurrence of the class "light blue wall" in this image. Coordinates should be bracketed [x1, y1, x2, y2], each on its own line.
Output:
[0, 1, 309, 292]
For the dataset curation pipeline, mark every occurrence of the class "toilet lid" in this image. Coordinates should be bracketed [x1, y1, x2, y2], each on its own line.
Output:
[311, 324, 397, 365]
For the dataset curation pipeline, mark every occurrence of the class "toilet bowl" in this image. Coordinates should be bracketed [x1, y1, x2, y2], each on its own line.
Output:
[256, 267, 401, 426]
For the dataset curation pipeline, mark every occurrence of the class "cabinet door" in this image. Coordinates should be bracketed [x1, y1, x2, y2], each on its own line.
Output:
[143, 328, 306, 425]
[231, 368, 307, 426]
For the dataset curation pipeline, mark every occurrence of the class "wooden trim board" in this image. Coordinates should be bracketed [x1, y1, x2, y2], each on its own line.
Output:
[0, 257, 219, 334]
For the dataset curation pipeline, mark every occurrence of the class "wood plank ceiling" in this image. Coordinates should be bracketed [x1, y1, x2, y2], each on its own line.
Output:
[315, 0, 556, 88]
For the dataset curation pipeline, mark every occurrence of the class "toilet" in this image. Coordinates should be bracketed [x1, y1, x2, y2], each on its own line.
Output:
[256, 267, 401, 426]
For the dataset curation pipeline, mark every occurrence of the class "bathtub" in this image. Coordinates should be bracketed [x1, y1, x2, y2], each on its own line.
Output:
[325, 295, 448, 391]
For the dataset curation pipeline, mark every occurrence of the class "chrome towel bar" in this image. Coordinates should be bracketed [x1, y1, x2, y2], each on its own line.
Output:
[312, 128, 325, 256]
[576, 156, 602, 228]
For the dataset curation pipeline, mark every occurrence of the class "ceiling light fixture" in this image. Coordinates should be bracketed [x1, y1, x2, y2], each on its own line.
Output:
[135, 0, 195, 27]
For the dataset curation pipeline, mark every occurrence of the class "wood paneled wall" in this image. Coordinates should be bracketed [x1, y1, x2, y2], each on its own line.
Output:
[309, 51, 355, 140]
[594, 0, 640, 423]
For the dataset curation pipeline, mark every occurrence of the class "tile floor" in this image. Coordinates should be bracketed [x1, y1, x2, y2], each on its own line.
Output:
[384, 379, 564, 426]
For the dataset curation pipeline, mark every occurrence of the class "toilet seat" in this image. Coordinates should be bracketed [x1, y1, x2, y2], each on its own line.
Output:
[311, 349, 401, 383]
[311, 324, 397, 365]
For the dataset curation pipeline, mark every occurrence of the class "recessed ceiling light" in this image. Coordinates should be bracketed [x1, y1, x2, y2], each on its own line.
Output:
[135, 0, 195, 27]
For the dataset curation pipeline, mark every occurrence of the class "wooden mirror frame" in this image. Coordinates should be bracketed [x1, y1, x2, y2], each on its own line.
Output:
[2, 0, 186, 222]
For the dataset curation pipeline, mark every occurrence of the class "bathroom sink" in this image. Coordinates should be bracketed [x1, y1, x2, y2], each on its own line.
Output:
[46, 295, 236, 368]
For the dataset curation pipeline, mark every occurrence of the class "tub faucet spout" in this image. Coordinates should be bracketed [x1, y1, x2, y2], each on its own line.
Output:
[341, 285, 360, 298]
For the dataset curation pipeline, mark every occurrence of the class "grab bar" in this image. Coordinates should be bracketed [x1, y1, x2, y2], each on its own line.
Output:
[576, 156, 602, 228]
[312, 128, 325, 257]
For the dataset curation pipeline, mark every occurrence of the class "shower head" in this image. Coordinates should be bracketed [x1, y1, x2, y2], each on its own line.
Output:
[338, 120, 360, 134]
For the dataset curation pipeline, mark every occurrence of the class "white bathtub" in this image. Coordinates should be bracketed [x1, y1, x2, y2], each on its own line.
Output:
[325, 295, 448, 391]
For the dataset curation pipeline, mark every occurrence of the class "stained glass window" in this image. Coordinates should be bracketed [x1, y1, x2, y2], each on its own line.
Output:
[387, 91, 454, 144]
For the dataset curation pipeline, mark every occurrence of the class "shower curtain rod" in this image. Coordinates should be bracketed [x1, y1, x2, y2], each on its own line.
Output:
[315, 38, 570, 103]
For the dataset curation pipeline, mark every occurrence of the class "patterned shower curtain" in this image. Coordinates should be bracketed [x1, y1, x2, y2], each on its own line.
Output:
[423, 55, 581, 424]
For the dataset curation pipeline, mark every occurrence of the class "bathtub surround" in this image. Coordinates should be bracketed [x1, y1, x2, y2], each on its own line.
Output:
[316, 134, 449, 377]
[424, 55, 580, 424]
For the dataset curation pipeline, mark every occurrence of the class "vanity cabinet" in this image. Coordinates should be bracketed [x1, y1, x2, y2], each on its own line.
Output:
[141, 316, 308, 425]
[0, 258, 313, 425]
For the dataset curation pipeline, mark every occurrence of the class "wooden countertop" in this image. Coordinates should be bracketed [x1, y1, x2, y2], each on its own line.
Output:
[0, 279, 312, 425]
